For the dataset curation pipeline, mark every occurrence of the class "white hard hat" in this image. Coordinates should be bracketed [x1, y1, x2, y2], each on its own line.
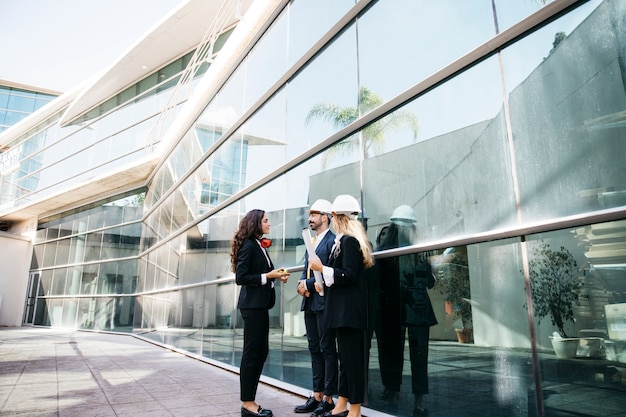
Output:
[391, 204, 417, 225]
[309, 199, 332, 214]
[332, 195, 361, 220]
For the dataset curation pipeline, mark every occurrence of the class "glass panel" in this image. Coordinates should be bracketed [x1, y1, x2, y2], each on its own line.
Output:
[93, 296, 114, 331]
[103, 205, 124, 227]
[122, 196, 144, 222]
[55, 234, 71, 265]
[101, 227, 121, 259]
[243, 7, 287, 109]
[527, 221, 626, 416]
[66, 265, 82, 295]
[136, 259, 147, 293]
[120, 223, 142, 256]
[286, 0, 354, 66]
[32, 244, 44, 269]
[59, 216, 74, 237]
[84, 231, 103, 262]
[284, 24, 359, 163]
[199, 64, 246, 134]
[61, 298, 78, 328]
[0, 89, 8, 107]
[505, 1, 625, 222]
[7, 94, 35, 112]
[360, 55, 510, 243]
[87, 207, 106, 231]
[240, 93, 288, 186]
[50, 268, 67, 296]
[77, 298, 94, 329]
[68, 234, 86, 264]
[42, 241, 57, 268]
[494, 0, 598, 34]
[359, 0, 495, 106]
[80, 264, 99, 295]
[47, 299, 64, 326]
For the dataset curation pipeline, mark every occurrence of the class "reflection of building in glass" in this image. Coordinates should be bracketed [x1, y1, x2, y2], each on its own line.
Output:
[1, 1, 626, 416]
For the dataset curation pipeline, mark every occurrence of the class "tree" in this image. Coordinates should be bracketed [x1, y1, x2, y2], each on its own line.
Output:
[434, 246, 472, 330]
[305, 86, 419, 167]
[527, 241, 581, 338]
[549, 31, 567, 54]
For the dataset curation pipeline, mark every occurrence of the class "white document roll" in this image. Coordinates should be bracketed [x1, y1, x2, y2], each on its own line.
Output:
[302, 228, 324, 296]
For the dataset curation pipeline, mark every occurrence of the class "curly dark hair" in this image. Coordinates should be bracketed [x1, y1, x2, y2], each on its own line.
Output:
[230, 209, 265, 273]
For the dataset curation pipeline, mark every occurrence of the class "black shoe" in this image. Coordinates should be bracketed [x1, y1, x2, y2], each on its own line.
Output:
[413, 408, 429, 417]
[241, 406, 273, 417]
[295, 396, 321, 413]
[311, 400, 334, 417]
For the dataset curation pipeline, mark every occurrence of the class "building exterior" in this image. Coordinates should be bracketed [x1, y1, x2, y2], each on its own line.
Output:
[0, 0, 625, 416]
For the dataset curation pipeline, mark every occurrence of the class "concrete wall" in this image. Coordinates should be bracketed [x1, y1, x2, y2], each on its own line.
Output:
[0, 232, 32, 326]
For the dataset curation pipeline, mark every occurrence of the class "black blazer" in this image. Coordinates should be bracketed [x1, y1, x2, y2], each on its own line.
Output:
[300, 230, 336, 313]
[324, 235, 367, 330]
[236, 238, 276, 310]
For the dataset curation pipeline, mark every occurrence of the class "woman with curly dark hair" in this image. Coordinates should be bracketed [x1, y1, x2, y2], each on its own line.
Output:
[230, 209, 290, 417]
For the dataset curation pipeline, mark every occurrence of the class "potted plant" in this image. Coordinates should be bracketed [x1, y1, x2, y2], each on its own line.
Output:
[434, 246, 473, 343]
[527, 241, 582, 358]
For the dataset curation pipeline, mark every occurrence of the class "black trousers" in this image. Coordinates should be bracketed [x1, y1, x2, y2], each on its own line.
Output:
[378, 325, 431, 395]
[240, 308, 269, 402]
[336, 326, 366, 404]
[377, 318, 404, 392]
[305, 309, 338, 395]
[405, 326, 430, 395]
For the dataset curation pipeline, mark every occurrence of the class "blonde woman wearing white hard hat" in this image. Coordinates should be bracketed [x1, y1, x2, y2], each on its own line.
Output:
[309, 195, 374, 417]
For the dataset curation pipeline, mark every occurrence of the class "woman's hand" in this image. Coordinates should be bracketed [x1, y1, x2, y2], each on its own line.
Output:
[268, 268, 290, 283]
[308, 256, 323, 272]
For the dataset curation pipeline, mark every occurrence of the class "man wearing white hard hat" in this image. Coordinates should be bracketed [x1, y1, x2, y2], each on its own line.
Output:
[294, 199, 338, 416]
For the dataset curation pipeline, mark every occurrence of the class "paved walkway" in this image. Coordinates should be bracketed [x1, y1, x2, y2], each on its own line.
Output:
[0, 327, 313, 417]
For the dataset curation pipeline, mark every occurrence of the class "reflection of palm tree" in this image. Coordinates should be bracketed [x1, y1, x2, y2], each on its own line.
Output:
[305, 86, 419, 167]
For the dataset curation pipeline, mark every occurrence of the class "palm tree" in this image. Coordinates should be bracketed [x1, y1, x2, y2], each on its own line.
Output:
[305, 86, 419, 167]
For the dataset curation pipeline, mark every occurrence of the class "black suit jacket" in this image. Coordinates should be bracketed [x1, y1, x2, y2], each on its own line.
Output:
[324, 235, 367, 330]
[300, 230, 336, 312]
[236, 238, 276, 310]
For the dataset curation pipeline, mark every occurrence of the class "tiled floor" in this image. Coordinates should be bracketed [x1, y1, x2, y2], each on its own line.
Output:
[0, 328, 308, 417]
[1, 327, 625, 417]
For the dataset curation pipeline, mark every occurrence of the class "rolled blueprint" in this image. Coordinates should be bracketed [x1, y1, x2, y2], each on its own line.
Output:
[302, 228, 324, 296]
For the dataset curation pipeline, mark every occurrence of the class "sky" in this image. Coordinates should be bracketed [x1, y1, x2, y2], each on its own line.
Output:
[0, 0, 183, 92]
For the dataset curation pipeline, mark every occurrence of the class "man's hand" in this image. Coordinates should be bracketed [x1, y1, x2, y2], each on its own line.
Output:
[297, 280, 310, 297]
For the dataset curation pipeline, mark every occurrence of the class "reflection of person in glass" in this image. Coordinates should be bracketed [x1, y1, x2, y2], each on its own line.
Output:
[230, 209, 290, 417]
[294, 199, 338, 416]
[309, 195, 375, 417]
[376, 205, 437, 417]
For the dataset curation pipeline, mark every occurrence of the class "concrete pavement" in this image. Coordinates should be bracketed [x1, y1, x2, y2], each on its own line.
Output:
[0, 327, 310, 417]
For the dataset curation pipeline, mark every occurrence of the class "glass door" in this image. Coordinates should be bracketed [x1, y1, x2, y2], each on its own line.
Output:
[23, 271, 40, 324]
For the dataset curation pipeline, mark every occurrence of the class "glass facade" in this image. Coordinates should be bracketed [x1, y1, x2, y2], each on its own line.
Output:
[0, 85, 56, 134]
[6, 1, 626, 416]
[30, 192, 143, 330]
[0, 33, 231, 213]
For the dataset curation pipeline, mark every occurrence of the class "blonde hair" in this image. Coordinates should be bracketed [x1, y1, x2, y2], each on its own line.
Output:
[332, 214, 375, 268]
